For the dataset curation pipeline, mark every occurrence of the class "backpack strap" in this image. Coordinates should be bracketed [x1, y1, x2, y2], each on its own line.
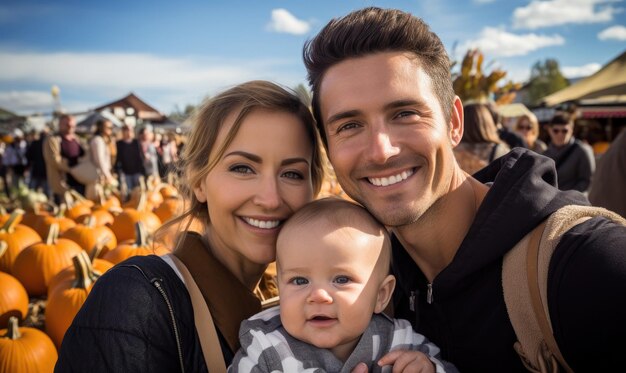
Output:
[503, 205, 626, 372]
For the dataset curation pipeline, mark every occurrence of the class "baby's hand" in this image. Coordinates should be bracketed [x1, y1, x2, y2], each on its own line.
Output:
[378, 350, 436, 373]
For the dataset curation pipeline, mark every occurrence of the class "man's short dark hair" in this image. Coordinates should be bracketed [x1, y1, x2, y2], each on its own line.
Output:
[303, 7, 455, 146]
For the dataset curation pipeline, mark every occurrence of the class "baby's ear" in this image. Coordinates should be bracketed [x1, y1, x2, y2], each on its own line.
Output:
[374, 275, 396, 314]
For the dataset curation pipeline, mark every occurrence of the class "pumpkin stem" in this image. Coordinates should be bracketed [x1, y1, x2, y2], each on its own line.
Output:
[71, 252, 96, 289]
[0, 208, 24, 233]
[136, 191, 148, 212]
[0, 240, 7, 259]
[3, 317, 21, 340]
[83, 215, 96, 228]
[95, 184, 106, 206]
[135, 222, 148, 247]
[89, 235, 111, 261]
[56, 203, 68, 218]
[45, 223, 60, 245]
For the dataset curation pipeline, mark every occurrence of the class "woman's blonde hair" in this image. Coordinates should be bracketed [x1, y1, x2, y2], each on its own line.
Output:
[156, 80, 324, 247]
[515, 113, 540, 136]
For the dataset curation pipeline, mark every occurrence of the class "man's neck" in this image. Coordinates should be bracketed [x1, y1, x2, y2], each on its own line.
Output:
[392, 168, 489, 283]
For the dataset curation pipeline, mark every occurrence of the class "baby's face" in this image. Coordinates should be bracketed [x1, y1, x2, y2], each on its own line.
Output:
[277, 221, 391, 361]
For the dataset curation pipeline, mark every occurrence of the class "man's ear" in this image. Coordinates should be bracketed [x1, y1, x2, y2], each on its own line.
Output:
[449, 96, 464, 147]
[374, 274, 396, 314]
[193, 180, 207, 203]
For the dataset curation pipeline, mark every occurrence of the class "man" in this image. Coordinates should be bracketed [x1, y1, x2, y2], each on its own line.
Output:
[43, 114, 86, 203]
[543, 112, 595, 193]
[115, 124, 144, 201]
[303, 7, 626, 372]
[26, 128, 50, 199]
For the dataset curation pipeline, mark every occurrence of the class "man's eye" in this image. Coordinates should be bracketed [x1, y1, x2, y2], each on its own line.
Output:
[290, 277, 308, 286]
[334, 276, 350, 285]
[396, 110, 419, 119]
[229, 165, 254, 174]
[336, 122, 360, 133]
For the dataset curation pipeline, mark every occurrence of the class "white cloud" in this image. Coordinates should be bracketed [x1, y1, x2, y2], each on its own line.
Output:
[266, 9, 311, 35]
[0, 49, 304, 114]
[598, 25, 626, 40]
[513, 0, 620, 29]
[460, 27, 565, 57]
[562, 62, 602, 78]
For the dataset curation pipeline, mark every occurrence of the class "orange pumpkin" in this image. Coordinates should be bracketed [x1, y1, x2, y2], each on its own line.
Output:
[45, 252, 97, 348]
[12, 224, 83, 296]
[47, 249, 113, 296]
[0, 316, 57, 373]
[0, 209, 42, 273]
[110, 205, 161, 242]
[153, 196, 183, 224]
[0, 242, 29, 326]
[157, 182, 179, 199]
[104, 222, 169, 264]
[87, 208, 115, 227]
[32, 204, 77, 238]
[60, 217, 117, 256]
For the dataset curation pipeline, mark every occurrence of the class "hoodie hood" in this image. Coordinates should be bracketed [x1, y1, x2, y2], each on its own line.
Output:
[435, 148, 589, 298]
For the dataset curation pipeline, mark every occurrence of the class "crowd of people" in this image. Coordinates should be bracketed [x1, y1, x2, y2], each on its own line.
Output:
[0, 114, 185, 203]
[1, 6, 625, 373]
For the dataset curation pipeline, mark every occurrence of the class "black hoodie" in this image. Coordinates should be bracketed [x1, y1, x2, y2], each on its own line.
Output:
[392, 148, 626, 372]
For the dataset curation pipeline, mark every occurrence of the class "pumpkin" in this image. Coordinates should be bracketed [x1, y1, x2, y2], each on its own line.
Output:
[110, 200, 161, 242]
[87, 208, 115, 227]
[0, 316, 57, 373]
[0, 242, 29, 326]
[32, 204, 77, 238]
[12, 224, 83, 296]
[60, 217, 117, 256]
[0, 209, 42, 273]
[153, 196, 183, 224]
[47, 247, 113, 296]
[45, 252, 97, 348]
[104, 222, 169, 264]
[157, 182, 179, 199]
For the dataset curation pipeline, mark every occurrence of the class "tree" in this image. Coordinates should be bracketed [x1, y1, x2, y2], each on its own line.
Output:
[526, 59, 569, 106]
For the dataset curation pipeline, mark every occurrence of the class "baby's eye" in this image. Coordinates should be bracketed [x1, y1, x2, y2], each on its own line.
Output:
[333, 276, 351, 285]
[229, 165, 254, 174]
[290, 277, 308, 286]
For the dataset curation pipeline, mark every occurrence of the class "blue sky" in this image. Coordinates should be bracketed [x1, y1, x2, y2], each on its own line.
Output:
[1, 0, 625, 115]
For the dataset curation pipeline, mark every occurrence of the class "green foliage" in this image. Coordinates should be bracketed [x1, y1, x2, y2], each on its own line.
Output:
[526, 59, 569, 106]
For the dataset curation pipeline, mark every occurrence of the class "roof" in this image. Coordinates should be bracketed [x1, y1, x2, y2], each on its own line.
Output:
[93, 92, 167, 122]
[497, 103, 533, 118]
[542, 50, 626, 106]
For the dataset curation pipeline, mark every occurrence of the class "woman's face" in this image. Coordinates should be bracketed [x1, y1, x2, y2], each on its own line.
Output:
[193, 108, 315, 269]
[517, 118, 535, 141]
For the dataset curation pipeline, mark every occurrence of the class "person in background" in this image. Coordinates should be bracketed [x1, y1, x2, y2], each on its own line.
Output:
[303, 7, 626, 371]
[43, 114, 86, 203]
[138, 125, 159, 181]
[231, 198, 455, 372]
[159, 131, 178, 179]
[56, 80, 324, 372]
[2, 130, 28, 196]
[543, 111, 595, 193]
[90, 119, 116, 188]
[115, 124, 144, 200]
[514, 113, 547, 153]
[487, 102, 528, 150]
[588, 129, 626, 217]
[453, 103, 510, 174]
[26, 128, 50, 198]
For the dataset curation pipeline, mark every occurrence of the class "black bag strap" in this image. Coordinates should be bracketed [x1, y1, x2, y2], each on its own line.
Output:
[554, 142, 578, 169]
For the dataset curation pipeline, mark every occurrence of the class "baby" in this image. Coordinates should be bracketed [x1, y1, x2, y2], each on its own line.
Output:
[230, 198, 456, 372]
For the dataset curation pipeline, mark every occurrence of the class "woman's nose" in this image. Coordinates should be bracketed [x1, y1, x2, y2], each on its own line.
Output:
[253, 176, 281, 209]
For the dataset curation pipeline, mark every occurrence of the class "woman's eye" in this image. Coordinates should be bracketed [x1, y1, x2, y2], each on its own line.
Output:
[334, 276, 350, 285]
[290, 277, 308, 286]
[282, 171, 304, 180]
[229, 165, 254, 174]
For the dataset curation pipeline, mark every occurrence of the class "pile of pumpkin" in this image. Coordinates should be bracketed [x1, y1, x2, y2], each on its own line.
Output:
[0, 180, 183, 372]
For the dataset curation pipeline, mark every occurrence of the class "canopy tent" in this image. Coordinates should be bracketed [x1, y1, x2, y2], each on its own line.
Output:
[541, 50, 626, 107]
[76, 110, 123, 133]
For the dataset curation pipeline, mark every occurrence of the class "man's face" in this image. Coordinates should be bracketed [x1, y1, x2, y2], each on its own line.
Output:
[59, 116, 76, 136]
[548, 124, 573, 147]
[318, 51, 463, 227]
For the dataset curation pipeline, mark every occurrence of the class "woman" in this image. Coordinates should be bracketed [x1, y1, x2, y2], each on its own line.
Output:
[514, 113, 547, 153]
[454, 103, 510, 174]
[90, 119, 116, 188]
[56, 81, 324, 371]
